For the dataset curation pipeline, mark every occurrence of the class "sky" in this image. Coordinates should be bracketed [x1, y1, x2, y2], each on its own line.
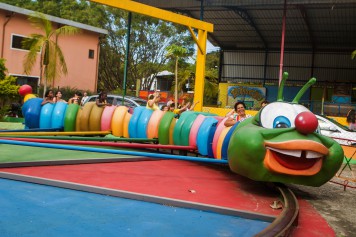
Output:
[206, 40, 220, 53]
[188, 40, 219, 63]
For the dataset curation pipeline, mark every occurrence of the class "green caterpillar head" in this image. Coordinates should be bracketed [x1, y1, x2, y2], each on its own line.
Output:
[228, 72, 344, 187]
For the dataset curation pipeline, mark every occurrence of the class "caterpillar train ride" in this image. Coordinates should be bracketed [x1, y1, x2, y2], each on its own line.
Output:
[15, 72, 344, 187]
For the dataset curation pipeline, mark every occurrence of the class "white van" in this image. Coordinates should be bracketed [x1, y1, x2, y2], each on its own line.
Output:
[83, 94, 147, 113]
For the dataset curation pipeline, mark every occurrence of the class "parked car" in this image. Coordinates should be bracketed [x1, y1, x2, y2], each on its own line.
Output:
[316, 114, 356, 145]
[83, 94, 147, 113]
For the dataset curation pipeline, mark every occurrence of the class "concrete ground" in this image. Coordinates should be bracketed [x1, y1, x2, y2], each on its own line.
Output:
[289, 165, 356, 237]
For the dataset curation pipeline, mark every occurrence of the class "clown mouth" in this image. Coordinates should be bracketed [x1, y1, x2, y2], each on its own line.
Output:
[264, 140, 329, 176]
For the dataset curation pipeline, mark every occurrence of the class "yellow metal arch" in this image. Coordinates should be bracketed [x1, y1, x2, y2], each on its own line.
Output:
[90, 0, 214, 111]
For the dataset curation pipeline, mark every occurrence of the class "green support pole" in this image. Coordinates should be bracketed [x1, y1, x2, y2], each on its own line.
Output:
[123, 12, 132, 103]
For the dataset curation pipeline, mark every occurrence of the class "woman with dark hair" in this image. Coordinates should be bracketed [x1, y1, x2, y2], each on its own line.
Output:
[161, 104, 169, 111]
[346, 109, 356, 131]
[54, 90, 67, 103]
[224, 101, 252, 127]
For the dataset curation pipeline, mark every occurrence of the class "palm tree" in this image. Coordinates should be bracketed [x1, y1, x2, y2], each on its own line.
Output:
[22, 12, 80, 98]
[166, 44, 188, 109]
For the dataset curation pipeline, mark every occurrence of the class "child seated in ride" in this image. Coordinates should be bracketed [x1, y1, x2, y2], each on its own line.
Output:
[41, 90, 55, 105]
[346, 109, 356, 131]
[68, 91, 82, 105]
[96, 91, 111, 107]
[146, 91, 161, 110]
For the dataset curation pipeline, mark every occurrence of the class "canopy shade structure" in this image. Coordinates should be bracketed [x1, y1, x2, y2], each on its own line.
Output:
[91, 0, 356, 108]
[134, 0, 356, 52]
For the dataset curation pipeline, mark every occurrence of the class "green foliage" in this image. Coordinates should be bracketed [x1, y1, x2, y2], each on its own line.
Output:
[0, 59, 20, 114]
[5, 1, 199, 100]
[0, 58, 7, 79]
[0, 75, 20, 98]
[0, 0, 36, 10]
[111, 87, 136, 97]
[205, 51, 220, 71]
[0, 105, 11, 119]
[183, 51, 219, 106]
[0, 76, 19, 96]
[100, 12, 194, 93]
[0, 75, 20, 112]
[352, 50, 356, 60]
[165, 50, 219, 106]
[165, 44, 190, 107]
[203, 51, 219, 105]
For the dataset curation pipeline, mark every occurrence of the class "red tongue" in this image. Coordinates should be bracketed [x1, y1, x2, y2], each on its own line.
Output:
[272, 150, 317, 170]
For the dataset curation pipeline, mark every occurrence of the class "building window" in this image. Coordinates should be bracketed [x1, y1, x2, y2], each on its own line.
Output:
[11, 34, 31, 51]
[89, 49, 95, 59]
[12, 75, 39, 93]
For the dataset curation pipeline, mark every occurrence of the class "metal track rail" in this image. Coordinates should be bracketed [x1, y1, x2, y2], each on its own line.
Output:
[255, 183, 299, 237]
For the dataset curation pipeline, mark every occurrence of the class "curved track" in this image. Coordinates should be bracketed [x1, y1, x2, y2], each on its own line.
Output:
[256, 184, 299, 236]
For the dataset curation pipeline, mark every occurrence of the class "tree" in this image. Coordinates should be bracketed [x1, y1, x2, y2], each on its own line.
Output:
[203, 51, 219, 105]
[0, 59, 20, 109]
[3, 1, 195, 95]
[0, 58, 7, 80]
[99, 12, 194, 93]
[22, 12, 80, 97]
[168, 51, 219, 106]
[166, 44, 189, 108]
[175, 68, 194, 94]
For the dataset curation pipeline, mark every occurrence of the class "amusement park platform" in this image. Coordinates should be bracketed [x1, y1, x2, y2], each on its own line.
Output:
[0, 145, 337, 236]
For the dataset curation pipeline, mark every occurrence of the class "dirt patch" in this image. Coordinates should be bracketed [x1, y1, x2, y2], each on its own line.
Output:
[289, 165, 356, 237]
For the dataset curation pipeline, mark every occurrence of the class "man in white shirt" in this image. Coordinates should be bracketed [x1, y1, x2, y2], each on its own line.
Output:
[81, 91, 89, 106]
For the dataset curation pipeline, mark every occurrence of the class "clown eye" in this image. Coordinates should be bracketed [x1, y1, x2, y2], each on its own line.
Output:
[273, 116, 291, 128]
[260, 102, 310, 129]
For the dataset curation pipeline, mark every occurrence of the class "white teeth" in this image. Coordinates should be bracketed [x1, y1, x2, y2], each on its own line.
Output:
[267, 147, 301, 157]
[267, 147, 322, 159]
[306, 151, 321, 159]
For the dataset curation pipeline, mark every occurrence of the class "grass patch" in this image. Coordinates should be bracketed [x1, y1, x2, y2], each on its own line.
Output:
[0, 122, 25, 130]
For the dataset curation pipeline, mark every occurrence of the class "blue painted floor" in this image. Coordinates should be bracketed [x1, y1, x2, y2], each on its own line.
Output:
[0, 178, 270, 237]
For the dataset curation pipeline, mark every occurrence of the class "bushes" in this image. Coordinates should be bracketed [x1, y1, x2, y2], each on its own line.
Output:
[0, 59, 20, 120]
